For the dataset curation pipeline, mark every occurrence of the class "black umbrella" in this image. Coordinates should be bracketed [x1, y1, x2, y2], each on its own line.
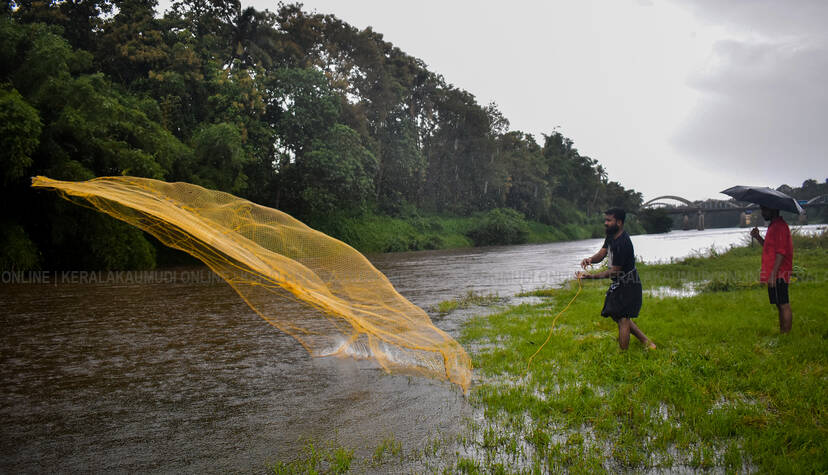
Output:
[721, 185, 804, 214]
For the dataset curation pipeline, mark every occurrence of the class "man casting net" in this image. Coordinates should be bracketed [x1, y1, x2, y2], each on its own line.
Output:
[31, 176, 471, 391]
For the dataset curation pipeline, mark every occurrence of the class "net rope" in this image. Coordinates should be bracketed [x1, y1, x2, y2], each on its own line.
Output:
[32, 176, 472, 391]
[526, 273, 583, 372]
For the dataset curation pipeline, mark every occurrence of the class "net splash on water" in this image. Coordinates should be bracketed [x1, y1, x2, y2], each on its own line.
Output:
[31, 176, 472, 391]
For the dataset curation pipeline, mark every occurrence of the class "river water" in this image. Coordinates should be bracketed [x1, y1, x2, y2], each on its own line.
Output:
[0, 225, 822, 472]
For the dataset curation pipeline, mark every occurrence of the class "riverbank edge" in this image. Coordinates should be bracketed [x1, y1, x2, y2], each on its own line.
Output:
[306, 213, 600, 254]
[149, 212, 616, 267]
[299, 212, 653, 255]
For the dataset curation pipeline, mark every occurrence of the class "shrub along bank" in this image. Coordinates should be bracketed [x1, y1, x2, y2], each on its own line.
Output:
[309, 209, 644, 255]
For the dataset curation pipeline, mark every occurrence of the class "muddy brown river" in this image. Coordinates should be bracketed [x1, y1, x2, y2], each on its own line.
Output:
[1, 226, 821, 472]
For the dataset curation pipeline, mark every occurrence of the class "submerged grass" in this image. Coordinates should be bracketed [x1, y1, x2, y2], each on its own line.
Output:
[273, 438, 354, 474]
[371, 435, 403, 465]
[433, 290, 504, 315]
[456, 231, 828, 473]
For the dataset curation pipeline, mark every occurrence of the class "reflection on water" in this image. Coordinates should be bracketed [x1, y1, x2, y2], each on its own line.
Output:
[630, 227, 752, 263]
[645, 283, 701, 299]
[0, 225, 822, 472]
[630, 225, 824, 264]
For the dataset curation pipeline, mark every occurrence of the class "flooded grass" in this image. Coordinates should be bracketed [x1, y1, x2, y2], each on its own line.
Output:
[453, 231, 828, 473]
[644, 282, 700, 298]
[432, 290, 504, 315]
[516, 288, 559, 299]
[272, 439, 354, 474]
[371, 435, 403, 465]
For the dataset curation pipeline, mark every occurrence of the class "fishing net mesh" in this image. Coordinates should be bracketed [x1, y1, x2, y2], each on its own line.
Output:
[32, 176, 471, 390]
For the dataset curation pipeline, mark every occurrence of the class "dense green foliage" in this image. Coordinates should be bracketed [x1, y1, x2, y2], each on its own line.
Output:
[1, 1, 643, 270]
[307, 212, 605, 254]
[780, 179, 828, 223]
[638, 207, 673, 234]
[778, 178, 828, 201]
[466, 208, 530, 246]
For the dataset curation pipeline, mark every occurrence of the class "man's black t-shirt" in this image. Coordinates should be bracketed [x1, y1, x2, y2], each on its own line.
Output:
[602, 231, 636, 281]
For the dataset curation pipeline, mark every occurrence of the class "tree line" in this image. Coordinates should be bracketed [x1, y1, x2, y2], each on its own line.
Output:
[1, 1, 642, 270]
[778, 179, 828, 202]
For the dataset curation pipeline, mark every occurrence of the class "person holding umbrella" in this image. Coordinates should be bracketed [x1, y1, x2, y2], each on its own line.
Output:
[721, 186, 800, 333]
[749, 207, 794, 333]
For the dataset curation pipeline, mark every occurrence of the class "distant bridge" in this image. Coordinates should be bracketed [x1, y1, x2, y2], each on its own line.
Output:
[639, 194, 828, 230]
[804, 194, 828, 205]
[642, 195, 743, 210]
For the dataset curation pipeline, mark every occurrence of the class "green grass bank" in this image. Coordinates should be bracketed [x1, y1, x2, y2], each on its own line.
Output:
[312, 211, 631, 254]
[271, 231, 826, 473]
[453, 230, 827, 473]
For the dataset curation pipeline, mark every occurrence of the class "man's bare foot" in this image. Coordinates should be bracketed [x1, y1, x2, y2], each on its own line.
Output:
[645, 341, 657, 350]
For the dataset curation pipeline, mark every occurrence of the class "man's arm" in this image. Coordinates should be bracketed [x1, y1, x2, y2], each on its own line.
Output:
[581, 248, 607, 268]
[579, 265, 623, 280]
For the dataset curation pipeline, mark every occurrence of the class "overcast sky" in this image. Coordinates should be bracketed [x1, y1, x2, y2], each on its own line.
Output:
[161, 0, 827, 201]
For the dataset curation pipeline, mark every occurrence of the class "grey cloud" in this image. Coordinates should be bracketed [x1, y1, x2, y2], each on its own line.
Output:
[670, 0, 828, 187]
[674, 0, 828, 38]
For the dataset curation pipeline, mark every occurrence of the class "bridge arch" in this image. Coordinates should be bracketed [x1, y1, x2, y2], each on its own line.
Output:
[806, 194, 828, 205]
[642, 195, 695, 208]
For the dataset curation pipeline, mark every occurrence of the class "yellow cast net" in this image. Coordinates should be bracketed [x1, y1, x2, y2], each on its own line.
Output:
[32, 176, 471, 391]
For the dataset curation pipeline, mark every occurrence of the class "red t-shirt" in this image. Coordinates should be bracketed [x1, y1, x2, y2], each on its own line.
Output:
[760, 217, 793, 283]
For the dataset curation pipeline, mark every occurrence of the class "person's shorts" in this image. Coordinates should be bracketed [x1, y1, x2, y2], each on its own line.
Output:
[601, 282, 642, 322]
[768, 279, 789, 305]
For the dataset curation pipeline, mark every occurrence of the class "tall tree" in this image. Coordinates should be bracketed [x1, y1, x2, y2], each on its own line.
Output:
[96, 0, 167, 85]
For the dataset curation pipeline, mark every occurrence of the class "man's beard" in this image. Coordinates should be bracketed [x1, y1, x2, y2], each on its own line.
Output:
[605, 224, 620, 236]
